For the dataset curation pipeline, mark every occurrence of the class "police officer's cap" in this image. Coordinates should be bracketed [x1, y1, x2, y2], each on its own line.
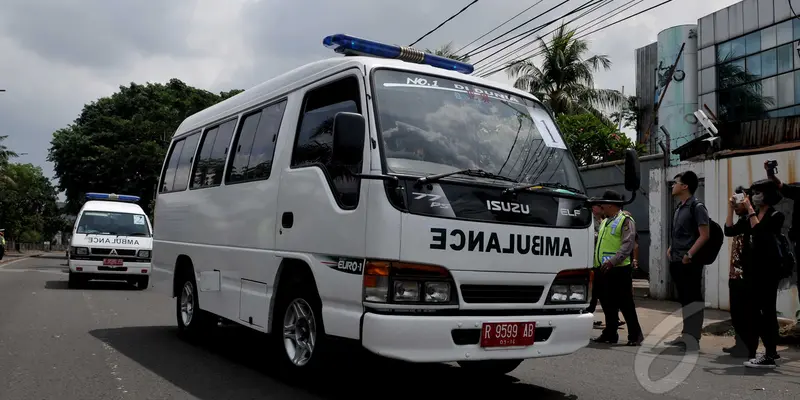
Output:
[587, 190, 625, 206]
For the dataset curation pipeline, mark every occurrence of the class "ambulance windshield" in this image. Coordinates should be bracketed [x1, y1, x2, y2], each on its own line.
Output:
[372, 69, 583, 192]
[76, 211, 151, 237]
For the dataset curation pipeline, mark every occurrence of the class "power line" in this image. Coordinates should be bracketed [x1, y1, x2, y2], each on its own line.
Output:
[464, 0, 575, 57]
[454, 0, 545, 55]
[478, 0, 673, 77]
[473, 0, 638, 75]
[470, 0, 602, 66]
[408, 0, 480, 47]
[472, 0, 615, 74]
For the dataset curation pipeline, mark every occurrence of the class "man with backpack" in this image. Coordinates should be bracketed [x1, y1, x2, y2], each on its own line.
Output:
[765, 160, 800, 286]
[665, 171, 721, 350]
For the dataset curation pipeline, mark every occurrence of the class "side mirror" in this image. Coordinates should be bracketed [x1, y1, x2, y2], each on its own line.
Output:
[624, 149, 641, 192]
[331, 112, 366, 168]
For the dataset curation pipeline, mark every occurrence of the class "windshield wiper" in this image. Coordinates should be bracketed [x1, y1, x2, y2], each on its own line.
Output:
[127, 233, 149, 237]
[414, 169, 518, 187]
[503, 181, 585, 195]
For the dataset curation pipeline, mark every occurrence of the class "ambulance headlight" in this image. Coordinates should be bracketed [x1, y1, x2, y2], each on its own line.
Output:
[363, 261, 456, 305]
[72, 247, 88, 256]
[545, 269, 592, 304]
[137, 250, 151, 258]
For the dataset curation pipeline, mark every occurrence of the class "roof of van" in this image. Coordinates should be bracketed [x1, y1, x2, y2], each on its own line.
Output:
[173, 56, 542, 139]
[81, 200, 146, 215]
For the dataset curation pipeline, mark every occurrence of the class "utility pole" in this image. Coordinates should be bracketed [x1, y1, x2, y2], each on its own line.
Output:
[617, 86, 625, 131]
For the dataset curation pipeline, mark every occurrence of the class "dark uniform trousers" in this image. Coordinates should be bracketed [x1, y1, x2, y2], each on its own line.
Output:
[601, 265, 643, 341]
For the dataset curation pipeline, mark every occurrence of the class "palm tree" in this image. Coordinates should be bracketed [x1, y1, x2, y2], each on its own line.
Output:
[425, 42, 470, 62]
[0, 135, 18, 185]
[715, 55, 773, 122]
[505, 24, 624, 122]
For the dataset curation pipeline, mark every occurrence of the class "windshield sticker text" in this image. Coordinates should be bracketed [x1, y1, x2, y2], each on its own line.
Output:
[384, 77, 522, 104]
[429, 228, 573, 257]
[486, 200, 530, 215]
[86, 237, 140, 245]
[133, 215, 145, 225]
[531, 115, 567, 149]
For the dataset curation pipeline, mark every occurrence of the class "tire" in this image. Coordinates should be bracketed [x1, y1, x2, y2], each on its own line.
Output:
[137, 276, 150, 290]
[457, 359, 524, 375]
[68, 272, 84, 289]
[175, 271, 216, 340]
[270, 276, 327, 377]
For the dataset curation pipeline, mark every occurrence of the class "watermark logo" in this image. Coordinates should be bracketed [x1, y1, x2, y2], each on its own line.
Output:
[634, 301, 708, 394]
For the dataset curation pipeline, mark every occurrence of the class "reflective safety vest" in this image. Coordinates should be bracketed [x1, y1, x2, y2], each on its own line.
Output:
[594, 212, 633, 268]
[0, 236, 5, 246]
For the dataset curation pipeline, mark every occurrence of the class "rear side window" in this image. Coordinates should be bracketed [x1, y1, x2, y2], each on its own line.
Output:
[159, 132, 199, 194]
[192, 119, 237, 189]
[227, 100, 287, 183]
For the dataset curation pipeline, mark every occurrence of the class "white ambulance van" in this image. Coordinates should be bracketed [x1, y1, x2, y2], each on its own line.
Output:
[68, 192, 153, 289]
[151, 34, 641, 376]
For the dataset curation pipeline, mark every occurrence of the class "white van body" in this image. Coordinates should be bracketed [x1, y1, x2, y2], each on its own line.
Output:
[152, 45, 598, 374]
[68, 196, 153, 289]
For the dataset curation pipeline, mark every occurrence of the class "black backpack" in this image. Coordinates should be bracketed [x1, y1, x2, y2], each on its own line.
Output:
[689, 202, 724, 266]
[770, 211, 797, 280]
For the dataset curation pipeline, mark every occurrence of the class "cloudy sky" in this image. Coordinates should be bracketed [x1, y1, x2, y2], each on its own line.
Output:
[0, 0, 739, 189]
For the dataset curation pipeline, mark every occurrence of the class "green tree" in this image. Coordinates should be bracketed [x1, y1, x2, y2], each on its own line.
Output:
[557, 113, 646, 166]
[609, 95, 641, 130]
[715, 55, 774, 122]
[425, 42, 470, 62]
[506, 24, 624, 122]
[48, 78, 243, 216]
[0, 163, 64, 242]
[0, 135, 19, 185]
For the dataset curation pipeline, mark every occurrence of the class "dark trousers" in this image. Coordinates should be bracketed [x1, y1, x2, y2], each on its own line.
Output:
[601, 266, 643, 340]
[728, 279, 750, 350]
[669, 261, 705, 341]
[0, 245, 4, 260]
[744, 275, 781, 358]
[587, 269, 603, 313]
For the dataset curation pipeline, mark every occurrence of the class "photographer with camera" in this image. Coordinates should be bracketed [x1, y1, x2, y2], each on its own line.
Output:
[765, 160, 800, 286]
[724, 180, 784, 368]
[721, 186, 751, 358]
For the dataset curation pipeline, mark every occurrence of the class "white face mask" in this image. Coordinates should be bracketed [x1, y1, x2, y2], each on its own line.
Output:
[752, 193, 764, 206]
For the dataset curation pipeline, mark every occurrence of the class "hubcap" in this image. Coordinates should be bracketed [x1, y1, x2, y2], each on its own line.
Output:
[180, 281, 194, 326]
[283, 298, 317, 367]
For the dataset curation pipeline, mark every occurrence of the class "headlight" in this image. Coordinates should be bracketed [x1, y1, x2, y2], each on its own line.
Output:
[545, 269, 592, 304]
[363, 261, 455, 305]
[137, 250, 151, 258]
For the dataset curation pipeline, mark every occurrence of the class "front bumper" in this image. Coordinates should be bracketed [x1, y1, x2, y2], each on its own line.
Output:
[68, 260, 151, 276]
[361, 311, 593, 363]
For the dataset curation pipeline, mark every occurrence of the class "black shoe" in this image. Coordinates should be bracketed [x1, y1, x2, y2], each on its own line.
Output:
[626, 333, 644, 346]
[723, 345, 749, 357]
[744, 354, 777, 369]
[663, 336, 686, 346]
[592, 335, 619, 344]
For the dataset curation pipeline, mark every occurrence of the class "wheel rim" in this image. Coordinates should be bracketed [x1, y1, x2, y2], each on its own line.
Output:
[180, 281, 195, 327]
[282, 298, 317, 367]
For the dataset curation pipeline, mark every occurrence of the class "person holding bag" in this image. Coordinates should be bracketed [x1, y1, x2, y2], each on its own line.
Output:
[723, 180, 784, 368]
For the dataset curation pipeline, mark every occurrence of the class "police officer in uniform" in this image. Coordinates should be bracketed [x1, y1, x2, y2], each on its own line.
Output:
[591, 190, 644, 346]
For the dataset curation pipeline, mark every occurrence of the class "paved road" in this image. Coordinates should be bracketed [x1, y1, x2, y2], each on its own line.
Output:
[0, 255, 797, 400]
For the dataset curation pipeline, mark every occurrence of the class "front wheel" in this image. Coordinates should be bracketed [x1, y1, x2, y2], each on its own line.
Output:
[271, 280, 327, 376]
[136, 276, 149, 290]
[457, 359, 524, 375]
[175, 273, 216, 339]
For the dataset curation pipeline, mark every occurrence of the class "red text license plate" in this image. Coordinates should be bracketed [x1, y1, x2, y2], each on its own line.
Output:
[103, 258, 123, 266]
[480, 322, 536, 348]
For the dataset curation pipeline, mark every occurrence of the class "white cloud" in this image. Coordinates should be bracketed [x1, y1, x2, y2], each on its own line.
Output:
[0, 0, 742, 183]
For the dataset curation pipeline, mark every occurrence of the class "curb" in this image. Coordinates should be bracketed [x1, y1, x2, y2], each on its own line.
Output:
[0, 252, 46, 268]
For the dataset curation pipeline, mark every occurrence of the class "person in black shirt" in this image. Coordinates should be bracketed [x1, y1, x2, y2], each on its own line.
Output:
[765, 161, 800, 286]
[723, 179, 784, 369]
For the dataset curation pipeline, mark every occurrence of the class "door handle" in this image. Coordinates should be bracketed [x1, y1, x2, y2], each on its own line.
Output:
[282, 212, 294, 228]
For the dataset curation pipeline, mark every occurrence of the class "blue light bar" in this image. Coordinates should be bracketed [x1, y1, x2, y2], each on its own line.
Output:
[322, 34, 474, 75]
[85, 192, 141, 202]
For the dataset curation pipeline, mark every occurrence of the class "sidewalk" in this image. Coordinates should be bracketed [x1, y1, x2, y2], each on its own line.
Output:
[0, 250, 48, 265]
[595, 297, 800, 366]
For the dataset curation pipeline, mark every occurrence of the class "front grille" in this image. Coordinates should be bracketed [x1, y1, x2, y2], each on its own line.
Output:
[460, 284, 545, 304]
[90, 248, 137, 257]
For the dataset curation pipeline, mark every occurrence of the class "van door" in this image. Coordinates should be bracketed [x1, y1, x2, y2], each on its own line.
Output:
[275, 69, 369, 340]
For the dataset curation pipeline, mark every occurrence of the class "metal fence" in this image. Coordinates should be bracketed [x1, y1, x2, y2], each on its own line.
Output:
[4, 241, 68, 253]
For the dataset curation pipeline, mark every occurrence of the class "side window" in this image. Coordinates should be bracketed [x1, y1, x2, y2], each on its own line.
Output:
[159, 139, 185, 193]
[228, 100, 287, 183]
[191, 119, 237, 189]
[291, 76, 362, 209]
[172, 132, 200, 192]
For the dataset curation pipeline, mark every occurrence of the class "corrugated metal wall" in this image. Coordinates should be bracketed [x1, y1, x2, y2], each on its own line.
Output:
[635, 42, 658, 153]
[579, 154, 665, 275]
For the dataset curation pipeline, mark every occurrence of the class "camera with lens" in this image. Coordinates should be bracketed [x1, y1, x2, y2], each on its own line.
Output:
[733, 186, 750, 204]
[766, 159, 778, 176]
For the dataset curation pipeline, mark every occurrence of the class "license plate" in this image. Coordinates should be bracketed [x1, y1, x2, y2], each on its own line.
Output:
[103, 258, 123, 266]
[480, 322, 536, 348]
